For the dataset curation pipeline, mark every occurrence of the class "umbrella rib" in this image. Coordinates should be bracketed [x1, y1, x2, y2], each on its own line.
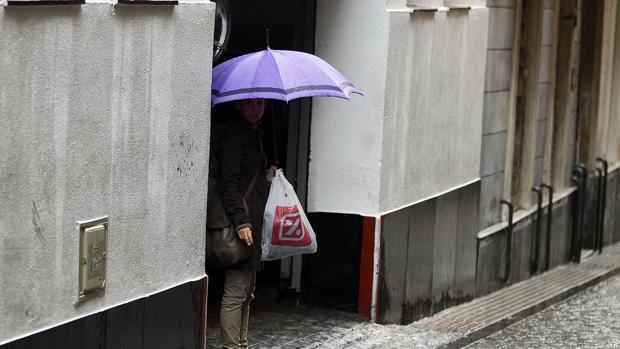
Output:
[257, 50, 283, 99]
[271, 50, 318, 100]
[271, 50, 355, 100]
[213, 51, 267, 96]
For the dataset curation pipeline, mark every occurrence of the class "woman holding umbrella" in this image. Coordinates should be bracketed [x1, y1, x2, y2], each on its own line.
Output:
[211, 42, 361, 348]
[217, 98, 276, 349]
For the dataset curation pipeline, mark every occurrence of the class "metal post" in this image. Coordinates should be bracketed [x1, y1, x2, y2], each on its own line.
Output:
[596, 158, 608, 254]
[500, 200, 514, 283]
[574, 164, 587, 263]
[270, 103, 280, 166]
[531, 187, 543, 274]
[541, 183, 554, 271]
[570, 170, 582, 262]
[595, 167, 603, 253]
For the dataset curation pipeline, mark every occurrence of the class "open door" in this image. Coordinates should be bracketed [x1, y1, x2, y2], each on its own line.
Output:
[207, 0, 316, 310]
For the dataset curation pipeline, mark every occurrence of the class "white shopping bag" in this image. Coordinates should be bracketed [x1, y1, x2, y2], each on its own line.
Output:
[261, 169, 317, 261]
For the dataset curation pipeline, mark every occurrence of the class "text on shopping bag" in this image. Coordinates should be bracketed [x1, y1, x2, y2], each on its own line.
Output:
[271, 205, 312, 247]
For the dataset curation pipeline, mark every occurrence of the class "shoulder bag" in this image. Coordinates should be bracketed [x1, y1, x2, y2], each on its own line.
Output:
[206, 170, 260, 269]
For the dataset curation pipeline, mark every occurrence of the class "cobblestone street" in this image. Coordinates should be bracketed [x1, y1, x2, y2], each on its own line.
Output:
[466, 272, 620, 348]
[206, 300, 460, 349]
[207, 251, 620, 349]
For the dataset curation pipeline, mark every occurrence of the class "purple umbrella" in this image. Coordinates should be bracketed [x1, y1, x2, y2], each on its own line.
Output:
[211, 49, 362, 105]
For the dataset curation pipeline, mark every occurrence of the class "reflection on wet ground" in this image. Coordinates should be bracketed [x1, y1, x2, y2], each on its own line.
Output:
[206, 299, 458, 348]
[207, 273, 620, 348]
[466, 273, 620, 348]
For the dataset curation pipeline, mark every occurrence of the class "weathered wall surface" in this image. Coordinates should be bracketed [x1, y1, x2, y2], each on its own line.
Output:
[475, 194, 573, 296]
[381, 182, 480, 324]
[533, 0, 557, 189]
[478, 0, 515, 229]
[309, 0, 388, 215]
[0, 2, 214, 344]
[381, 8, 488, 213]
[310, 1, 488, 216]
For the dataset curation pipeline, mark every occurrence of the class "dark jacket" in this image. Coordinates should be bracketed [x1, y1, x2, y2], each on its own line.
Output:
[218, 113, 269, 270]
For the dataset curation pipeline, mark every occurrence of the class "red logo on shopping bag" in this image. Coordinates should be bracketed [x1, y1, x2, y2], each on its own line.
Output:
[271, 205, 312, 247]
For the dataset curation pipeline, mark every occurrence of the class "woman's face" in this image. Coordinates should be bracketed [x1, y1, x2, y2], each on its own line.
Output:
[237, 99, 266, 124]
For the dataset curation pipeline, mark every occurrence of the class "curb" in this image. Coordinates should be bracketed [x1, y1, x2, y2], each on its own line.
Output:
[438, 253, 620, 348]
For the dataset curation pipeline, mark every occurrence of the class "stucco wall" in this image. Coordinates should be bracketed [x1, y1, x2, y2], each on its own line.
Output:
[309, 0, 389, 215]
[310, 1, 488, 215]
[381, 8, 488, 213]
[0, 2, 214, 344]
[478, 0, 516, 229]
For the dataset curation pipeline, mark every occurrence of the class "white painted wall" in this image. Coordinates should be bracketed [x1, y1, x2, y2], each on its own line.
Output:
[0, 2, 214, 344]
[309, 0, 389, 215]
[309, 2, 488, 215]
[381, 9, 488, 213]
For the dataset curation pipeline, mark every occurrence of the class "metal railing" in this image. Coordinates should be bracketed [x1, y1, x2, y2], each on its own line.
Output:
[500, 199, 514, 283]
[595, 158, 608, 254]
[531, 187, 543, 274]
[540, 183, 554, 271]
[570, 164, 587, 263]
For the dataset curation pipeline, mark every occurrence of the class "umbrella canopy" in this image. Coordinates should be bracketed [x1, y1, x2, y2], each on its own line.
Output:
[211, 49, 362, 105]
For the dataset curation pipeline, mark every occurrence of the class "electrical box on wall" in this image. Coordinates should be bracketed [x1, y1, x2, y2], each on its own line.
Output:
[78, 217, 108, 299]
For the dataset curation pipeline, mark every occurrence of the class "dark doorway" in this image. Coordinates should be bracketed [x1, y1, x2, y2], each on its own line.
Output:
[207, 0, 316, 321]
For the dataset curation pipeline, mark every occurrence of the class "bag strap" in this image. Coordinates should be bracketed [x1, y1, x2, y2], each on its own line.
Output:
[243, 169, 261, 200]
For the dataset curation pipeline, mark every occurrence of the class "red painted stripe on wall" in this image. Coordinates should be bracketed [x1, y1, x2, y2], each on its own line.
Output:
[358, 216, 376, 319]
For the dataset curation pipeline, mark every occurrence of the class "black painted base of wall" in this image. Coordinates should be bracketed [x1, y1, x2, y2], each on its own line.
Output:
[380, 182, 480, 324]
[476, 192, 574, 297]
[583, 168, 620, 249]
[2, 281, 205, 349]
[476, 167, 620, 299]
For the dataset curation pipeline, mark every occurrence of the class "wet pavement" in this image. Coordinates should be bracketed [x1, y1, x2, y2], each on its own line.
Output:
[207, 274, 620, 349]
[206, 246, 620, 349]
[205, 300, 459, 349]
[466, 272, 620, 348]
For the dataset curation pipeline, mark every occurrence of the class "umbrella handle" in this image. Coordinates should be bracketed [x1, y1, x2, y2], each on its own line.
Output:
[271, 104, 279, 166]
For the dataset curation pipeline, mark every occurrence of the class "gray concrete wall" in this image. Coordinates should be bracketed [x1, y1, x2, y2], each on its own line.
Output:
[479, 0, 515, 229]
[0, 2, 214, 344]
[380, 8, 488, 213]
[310, 1, 488, 216]
[479, 0, 562, 226]
[380, 182, 480, 324]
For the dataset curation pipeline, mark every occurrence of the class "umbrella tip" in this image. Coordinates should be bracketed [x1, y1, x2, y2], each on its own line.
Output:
[265, 28, 270, 50]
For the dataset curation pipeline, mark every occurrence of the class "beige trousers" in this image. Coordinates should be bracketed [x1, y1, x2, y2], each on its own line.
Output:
[220, 269, 256, 349]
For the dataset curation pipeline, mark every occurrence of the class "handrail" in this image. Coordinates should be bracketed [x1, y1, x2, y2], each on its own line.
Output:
[594, 167, 603, 253]
[570, 164, 587, 263]
[570, 171, 581, 261]
[500, 199, 514, 283]
[531, 187, 543, 274]
[540, 183, 554, 271]
[595, 157, 608, 254]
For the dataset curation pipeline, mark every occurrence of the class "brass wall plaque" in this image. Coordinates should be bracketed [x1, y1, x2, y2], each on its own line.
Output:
[78, 217, 108, 299]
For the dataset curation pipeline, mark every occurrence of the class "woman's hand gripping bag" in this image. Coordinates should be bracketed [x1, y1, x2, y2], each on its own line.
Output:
[261, 169, 317, 261]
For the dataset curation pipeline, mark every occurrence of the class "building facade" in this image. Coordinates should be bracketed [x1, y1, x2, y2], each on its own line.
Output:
[1, 1, 214, 347]
[2, 0, 620, 347]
